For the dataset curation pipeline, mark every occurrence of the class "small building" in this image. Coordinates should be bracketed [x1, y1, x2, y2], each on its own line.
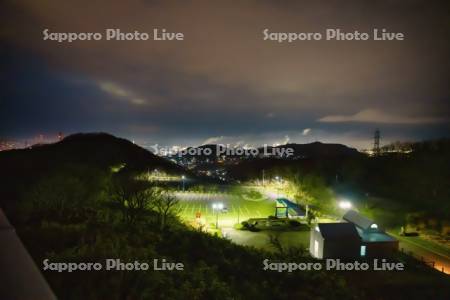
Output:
[310, 223, 361, 259]
[310, 211, 398, 259]
[275, 198, 305, 218]
[343, 210, 398, 257]
[343, 210, 380, 232]
[358, 231, 398, 257]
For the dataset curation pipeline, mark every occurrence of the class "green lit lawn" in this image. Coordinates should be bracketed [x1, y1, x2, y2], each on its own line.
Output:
[175, 190, 275, 226]
[358, 196, 406, 228]
[222, 229, 310, 252]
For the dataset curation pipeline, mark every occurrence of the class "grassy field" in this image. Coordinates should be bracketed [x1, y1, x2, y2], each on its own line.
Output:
[221, 229, 310, 252]
[358, 196, 407, 229]
[391, 232, 450, 258]
[175, 190, 275, 226]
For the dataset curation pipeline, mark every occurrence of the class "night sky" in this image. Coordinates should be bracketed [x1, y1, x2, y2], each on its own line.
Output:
[1, 0, 449, 149]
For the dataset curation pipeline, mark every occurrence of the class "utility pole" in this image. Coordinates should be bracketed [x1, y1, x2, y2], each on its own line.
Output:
[212, 203, 223, 229]
[216, 210, 219, 229]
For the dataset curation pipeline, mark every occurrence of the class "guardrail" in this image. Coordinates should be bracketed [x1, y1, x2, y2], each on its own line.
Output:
[0, 209, 56, 299]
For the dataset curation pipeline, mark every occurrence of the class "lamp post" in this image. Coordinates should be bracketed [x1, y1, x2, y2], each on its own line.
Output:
[181, 175, 185, 192]
[275, 176, 281, 198]
[212, 203, 223, 228]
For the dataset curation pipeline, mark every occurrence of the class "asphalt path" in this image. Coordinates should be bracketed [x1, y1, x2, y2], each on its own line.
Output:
[391, 233, 450, 275]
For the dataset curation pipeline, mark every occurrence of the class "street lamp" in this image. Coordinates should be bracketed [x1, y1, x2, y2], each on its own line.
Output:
[275, 176, 281, 198]
[338, 200, 352, 210]
[181, 175, 186, 191]
[212, 202, 223, 228]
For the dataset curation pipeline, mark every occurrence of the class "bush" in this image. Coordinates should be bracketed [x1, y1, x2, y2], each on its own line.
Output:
[233, 223, 244, 230]
[240, 221, 249, 229]
[248, 226, 261, 232]
[288, 220, 301, 227]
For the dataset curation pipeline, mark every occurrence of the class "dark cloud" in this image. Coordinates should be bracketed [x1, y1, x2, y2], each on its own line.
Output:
[1, 0, 449, 147]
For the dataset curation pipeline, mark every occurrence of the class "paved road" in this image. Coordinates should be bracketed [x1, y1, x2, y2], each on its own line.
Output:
[391, 233, 450, 275]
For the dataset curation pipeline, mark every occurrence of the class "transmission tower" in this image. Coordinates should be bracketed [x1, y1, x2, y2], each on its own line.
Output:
[373, 129, 381, 155]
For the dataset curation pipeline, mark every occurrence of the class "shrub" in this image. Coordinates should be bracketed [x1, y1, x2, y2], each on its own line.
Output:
[289, 220, 301, 227]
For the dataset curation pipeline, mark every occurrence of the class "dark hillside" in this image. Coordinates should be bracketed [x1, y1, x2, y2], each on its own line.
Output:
[0, 133, 185, 212]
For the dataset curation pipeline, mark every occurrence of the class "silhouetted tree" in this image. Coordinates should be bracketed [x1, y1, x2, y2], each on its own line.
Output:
[153, 189, 180, 231]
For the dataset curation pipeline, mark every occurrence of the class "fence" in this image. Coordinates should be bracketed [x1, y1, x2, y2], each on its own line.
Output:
[400, 247, 448, 275]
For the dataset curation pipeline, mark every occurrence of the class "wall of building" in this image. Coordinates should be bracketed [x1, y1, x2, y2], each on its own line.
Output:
[364, 241, 399, 257]
[309, 229, 324, 259]
[323, 240, 361, 259]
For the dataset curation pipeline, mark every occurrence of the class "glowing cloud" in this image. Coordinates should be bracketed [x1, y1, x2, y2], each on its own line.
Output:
[318, 109, 448, 124]
[98, 81, 147, 106]
[302, 128, 311, 136]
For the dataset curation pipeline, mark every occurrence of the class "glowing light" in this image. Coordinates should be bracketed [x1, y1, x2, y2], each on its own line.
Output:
[370, 223, 378, 229]
[338, 200, 352, 209]
[360, 245, 366, 257]
[212, 203, 224, 210]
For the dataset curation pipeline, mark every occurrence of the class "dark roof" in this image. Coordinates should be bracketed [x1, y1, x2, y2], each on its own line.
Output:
[356, 228, 397, 243]
[343, 210, 376, 231]
[318, 223, 361, 240]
